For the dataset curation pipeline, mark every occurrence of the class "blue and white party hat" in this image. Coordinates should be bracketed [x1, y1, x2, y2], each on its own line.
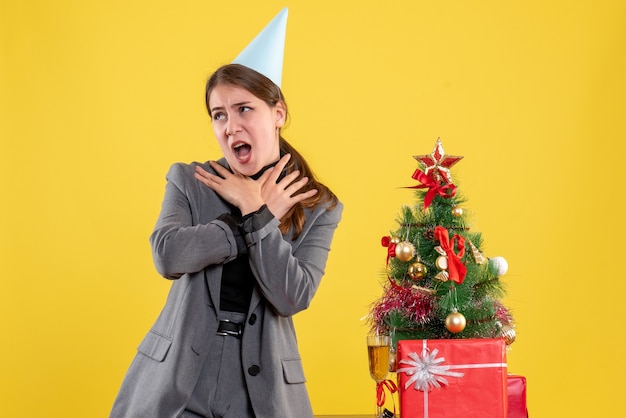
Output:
[232, 7, 288, 88]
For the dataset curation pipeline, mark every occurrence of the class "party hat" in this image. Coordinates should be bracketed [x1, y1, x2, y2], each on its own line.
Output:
[232, 7, 288, 88]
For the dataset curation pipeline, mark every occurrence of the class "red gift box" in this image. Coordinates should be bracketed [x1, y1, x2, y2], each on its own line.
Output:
[397, 338, 507, 418]
[507, 374, 528, 418]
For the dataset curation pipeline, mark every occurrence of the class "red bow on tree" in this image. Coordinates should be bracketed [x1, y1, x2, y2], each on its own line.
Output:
[381, 236, 396, 266]
[409, 169, 457, 210]
[434, 226, 467, 284]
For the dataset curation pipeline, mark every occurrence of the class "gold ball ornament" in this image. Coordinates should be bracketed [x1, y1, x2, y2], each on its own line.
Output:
[388, 350, 397, 372]
[408, 261, 428, 280]
[501, 325, 516, 345]
[395, 241, 416, 262]
[445, 309, 467, 333]
[451, 206, 464, 217]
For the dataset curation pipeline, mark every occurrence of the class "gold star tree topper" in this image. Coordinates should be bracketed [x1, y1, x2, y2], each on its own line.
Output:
[413, 138, 464, 184]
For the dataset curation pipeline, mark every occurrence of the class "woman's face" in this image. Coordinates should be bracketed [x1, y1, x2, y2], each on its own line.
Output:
[208, 83, 285, 177]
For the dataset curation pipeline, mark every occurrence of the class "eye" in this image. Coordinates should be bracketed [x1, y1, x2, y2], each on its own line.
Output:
[240, 106, 252, 113]
[212, 112, 226, 121]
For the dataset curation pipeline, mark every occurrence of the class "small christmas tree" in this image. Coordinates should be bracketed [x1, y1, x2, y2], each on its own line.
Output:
[369, 138, 516, 349]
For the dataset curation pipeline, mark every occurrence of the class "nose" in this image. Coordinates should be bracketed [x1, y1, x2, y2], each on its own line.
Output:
[225, 117, 241, 137]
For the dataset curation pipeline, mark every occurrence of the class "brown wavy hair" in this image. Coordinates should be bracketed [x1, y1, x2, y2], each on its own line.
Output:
[205, 63, 338, 239]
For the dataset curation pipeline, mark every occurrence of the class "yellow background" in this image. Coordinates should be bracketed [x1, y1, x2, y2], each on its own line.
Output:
[2, 0, 625, 416]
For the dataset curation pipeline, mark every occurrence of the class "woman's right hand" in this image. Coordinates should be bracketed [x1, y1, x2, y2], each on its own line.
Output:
[194, 162, 266, 215]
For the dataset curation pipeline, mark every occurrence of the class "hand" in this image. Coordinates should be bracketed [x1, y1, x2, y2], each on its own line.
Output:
[257, 154, 318, 220]
[194, 162, 265, 215]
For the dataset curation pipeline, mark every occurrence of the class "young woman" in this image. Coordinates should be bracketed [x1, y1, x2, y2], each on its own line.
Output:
[110, 63, 342, 418]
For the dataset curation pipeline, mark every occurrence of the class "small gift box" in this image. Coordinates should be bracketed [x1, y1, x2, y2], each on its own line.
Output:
[507, 374, 528, 418]
[397, 338, 507, 418]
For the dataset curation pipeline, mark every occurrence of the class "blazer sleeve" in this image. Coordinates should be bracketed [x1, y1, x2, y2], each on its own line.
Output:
[243, 200, 343, 316]
[149, 163, 239, 279]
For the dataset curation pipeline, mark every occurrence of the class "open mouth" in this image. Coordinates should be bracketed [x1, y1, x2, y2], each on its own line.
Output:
[233, 142, 252, 162]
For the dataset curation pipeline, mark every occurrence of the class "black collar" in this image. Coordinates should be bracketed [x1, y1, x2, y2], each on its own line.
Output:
[249, 151, 287, 181]
[250, 159, 280, 180]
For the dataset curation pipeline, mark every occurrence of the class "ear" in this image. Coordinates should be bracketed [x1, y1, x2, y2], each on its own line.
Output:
[274, 101, 287, 128]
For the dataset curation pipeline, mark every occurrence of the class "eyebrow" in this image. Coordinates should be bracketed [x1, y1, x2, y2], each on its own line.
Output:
[210, 101, 252, 114]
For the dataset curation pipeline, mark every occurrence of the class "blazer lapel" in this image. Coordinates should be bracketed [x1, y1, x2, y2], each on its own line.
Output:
[206, 268, 222, 313]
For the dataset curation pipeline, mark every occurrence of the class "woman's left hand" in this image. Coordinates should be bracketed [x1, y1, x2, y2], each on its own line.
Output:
[257, 154, 318, 220]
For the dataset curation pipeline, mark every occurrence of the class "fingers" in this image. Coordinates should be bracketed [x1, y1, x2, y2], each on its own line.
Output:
[267, 155, 316, 200]
[256, 166, 275, 185]
[292, 187, 318, 204]
[194, 165, 214, 184]
[283, 175, 309, 196]
[266, 153, 291, 183]
[276, 153, 292, 171]
[207, 161, 233, 178]
[194, 162, 227, 188]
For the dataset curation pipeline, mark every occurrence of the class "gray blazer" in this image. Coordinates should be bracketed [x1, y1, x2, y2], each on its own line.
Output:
[110, 160, 343, 418]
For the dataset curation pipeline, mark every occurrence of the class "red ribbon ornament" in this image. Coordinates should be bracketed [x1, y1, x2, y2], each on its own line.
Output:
[434, 226, 467, 284]
[376, 379, 398, 410]
[381, 237, 407, 291]
[409, 169, 457, 210]
[381, 236, 396, 265]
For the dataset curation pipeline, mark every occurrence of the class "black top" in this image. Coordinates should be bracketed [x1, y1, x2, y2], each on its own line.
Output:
[218, 207, 253, 313]
[220, 251, 255, 313]
[219, 160, 284, 313]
